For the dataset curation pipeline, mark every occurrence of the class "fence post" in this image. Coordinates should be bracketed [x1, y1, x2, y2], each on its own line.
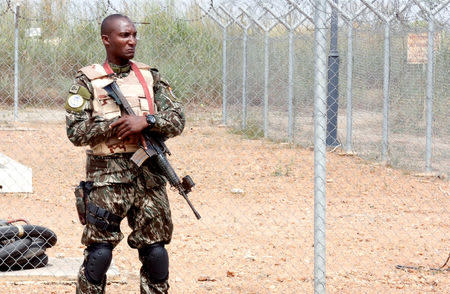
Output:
[327, 0, 374, 153]
[242, 26, 248, 130]
[381, 22, 390, 162]
[200, 5, 232, 126]
[413, 0, 450, 172]
[220, 7, 249, 130]
[360, 0, 411, 163]
[263, 30, 270, 137]
[425, 17, 434, 172]
[288, 28, 294, 142]
[13, 3, 20, 122]
[326, 0, 340, 147]
[222, 26, 228, 125]
[313, 0, 328, 292]
[345, 21, 353, 152]
[240, 8, 277, 138]
[361, 0, 412, 163]
[264, 5, 306, 143]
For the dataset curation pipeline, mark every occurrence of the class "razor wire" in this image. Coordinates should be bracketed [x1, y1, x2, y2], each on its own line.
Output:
[0, 0, 448, 292]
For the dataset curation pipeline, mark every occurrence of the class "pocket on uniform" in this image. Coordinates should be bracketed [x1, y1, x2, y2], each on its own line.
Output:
[86, 157, 108, 172]
[139, 97, 150, 112]
[99, 97, 121, 119]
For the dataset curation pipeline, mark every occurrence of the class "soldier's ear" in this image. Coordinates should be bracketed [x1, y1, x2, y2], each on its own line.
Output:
[101, 34, 110, 47]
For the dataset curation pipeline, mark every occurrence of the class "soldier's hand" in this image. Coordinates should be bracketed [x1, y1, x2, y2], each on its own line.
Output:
[110, 115, 148, 140]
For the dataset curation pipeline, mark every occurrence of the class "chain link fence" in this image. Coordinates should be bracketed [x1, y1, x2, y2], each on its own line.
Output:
[0, 0, 448, 293]
[0, 0, 448, 172]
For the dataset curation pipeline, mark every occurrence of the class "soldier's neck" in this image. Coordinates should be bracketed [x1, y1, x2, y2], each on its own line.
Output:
[107, 61, 131, 74]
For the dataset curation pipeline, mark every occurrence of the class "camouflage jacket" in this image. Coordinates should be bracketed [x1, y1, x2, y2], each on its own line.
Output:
[65, 63, 186, 184]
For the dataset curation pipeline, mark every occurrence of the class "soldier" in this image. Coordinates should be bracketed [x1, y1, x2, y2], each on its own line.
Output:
[65, 14, 185, 294]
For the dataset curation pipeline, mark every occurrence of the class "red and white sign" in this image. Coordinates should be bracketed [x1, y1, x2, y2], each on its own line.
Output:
[407, 32, 441, 64]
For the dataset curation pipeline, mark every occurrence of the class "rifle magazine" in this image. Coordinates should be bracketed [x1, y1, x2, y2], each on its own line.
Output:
[131, 148, 150, 167]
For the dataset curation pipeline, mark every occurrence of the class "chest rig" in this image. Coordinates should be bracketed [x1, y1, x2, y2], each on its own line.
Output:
[79, 61, 155, 156]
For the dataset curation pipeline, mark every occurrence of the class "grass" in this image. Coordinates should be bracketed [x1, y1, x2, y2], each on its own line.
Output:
[228, 119, 265, 140]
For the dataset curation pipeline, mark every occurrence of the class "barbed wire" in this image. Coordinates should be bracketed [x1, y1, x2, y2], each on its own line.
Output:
[107, 0, 122, 13]
[105, 0, 168, 19]
[173, 0, 214, 22]
[0, 0, 448, 28]
[211, 2, 308, 26]
[0, 0, 11, 17]
[15, 0, 112, 22]
[0, 0, 213, 26]
[106, 0, 214, 23]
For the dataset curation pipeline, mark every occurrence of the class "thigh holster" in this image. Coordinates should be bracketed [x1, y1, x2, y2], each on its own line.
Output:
[86, 203, 122, 232]
[74, 181, 93, 225]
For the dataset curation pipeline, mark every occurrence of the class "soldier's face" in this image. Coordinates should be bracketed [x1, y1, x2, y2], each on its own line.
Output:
[103, 18, 137, 64]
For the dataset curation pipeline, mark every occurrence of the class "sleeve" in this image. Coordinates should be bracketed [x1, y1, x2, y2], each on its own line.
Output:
[65, 72, 116, 147]
[150, 69, 186, 138]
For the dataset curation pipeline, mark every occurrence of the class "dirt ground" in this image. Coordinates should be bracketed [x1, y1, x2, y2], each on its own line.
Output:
[0, 112, 448, 293]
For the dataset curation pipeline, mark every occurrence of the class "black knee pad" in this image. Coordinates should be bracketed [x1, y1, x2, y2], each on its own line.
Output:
[139, 242, 169, 283]
[84, 243, 113, 285]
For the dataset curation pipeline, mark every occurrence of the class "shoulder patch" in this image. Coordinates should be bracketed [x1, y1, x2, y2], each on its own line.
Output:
[167, 85, 178, 100]
[65, 94, 87, 112]
[69, 84, 80, 94]
[68, 84, 91, 99]
[77, 86, 91, 99]
[68, 95, 84, 108]
[160, 82, 179, 105]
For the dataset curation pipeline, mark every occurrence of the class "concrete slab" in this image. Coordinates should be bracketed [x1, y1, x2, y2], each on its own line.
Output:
[0, 257, 123, 283]
[0, 153, 32, 193]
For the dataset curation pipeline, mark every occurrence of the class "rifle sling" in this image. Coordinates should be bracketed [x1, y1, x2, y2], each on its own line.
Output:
[103, 61, 155, 114]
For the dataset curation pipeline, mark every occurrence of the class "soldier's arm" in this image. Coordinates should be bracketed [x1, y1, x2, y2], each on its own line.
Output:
[65, 72, 116, 147]
[150, 68, 186, 138]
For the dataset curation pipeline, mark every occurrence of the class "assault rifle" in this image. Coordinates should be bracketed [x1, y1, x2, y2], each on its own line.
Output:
[103, 81, 201, 220]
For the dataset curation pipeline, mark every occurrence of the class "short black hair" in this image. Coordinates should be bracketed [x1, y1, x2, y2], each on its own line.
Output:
[101, 14, 132, 35]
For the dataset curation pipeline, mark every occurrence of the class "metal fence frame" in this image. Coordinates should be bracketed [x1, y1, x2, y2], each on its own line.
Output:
[7, 0, 448, 174]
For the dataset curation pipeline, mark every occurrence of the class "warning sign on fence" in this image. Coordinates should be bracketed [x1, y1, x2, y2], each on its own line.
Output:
[407, 32, 441, 64]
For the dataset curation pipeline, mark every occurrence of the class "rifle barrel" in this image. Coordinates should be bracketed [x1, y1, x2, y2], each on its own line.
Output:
[180, 190, 201, 220]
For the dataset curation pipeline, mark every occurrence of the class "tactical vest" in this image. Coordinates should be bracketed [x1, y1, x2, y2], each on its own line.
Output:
[79, 61, 155, 156]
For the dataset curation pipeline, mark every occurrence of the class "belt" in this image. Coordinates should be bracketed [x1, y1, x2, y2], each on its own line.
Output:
[87, 152, 134, 160]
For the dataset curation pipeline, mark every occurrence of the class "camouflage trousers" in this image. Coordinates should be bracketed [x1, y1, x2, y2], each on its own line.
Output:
[76, 160, 173, 294]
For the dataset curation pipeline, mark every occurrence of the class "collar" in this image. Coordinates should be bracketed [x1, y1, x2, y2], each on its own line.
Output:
[108, 62, 131, 74]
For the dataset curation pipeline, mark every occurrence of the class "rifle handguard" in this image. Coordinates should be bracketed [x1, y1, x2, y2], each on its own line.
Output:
[155, 154, 179, 187]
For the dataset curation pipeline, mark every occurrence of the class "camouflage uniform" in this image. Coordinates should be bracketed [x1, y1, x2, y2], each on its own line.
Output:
[66, 62, 185, 294]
